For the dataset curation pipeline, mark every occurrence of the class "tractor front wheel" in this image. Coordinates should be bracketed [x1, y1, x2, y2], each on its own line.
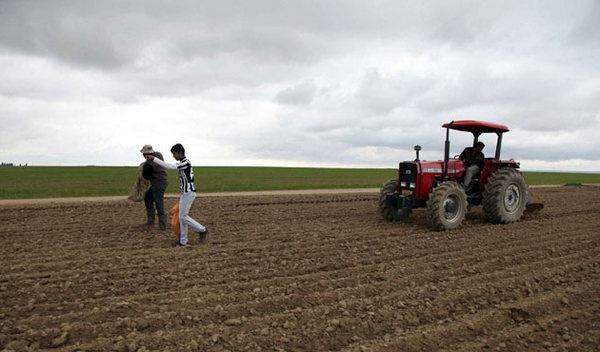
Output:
[427, 181, 468, 231]
[483, 168, 527, 224]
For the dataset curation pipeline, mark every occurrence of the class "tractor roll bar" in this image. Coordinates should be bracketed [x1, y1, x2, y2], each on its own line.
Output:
[495, 132, 503, 160]
[443, 120, 454, 178]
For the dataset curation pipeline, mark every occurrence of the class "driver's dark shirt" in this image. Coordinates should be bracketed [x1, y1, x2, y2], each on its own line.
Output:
[459, 147, 485, 167]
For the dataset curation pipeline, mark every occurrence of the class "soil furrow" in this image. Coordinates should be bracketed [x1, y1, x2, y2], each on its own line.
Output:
[1, 186, 598, 351]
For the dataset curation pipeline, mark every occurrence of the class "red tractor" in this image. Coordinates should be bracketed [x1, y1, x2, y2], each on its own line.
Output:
[379, 120, 541, 231]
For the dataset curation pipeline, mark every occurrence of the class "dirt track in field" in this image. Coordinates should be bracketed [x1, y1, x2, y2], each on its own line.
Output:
[1, 186, 598, 351]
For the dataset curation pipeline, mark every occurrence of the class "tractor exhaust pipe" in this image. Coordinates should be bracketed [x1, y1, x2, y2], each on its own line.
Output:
[414, 145, 421, 162]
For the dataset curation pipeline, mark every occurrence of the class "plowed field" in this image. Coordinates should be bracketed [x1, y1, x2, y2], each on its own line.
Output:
[1, 186, 599, 351]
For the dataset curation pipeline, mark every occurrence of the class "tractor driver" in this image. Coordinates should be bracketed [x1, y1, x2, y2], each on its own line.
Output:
[460, 141, 485, 190]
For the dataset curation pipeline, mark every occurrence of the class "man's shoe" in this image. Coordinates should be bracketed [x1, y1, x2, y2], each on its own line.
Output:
[199, 229, 209, 244]
[465, 185, 477, 196]
[138, 222, 154, 231]
[172, 240, 189, 247]
[158, 216, 167, 231]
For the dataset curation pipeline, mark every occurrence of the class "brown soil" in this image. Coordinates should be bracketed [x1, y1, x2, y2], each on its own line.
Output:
[0, 186, 598, 351]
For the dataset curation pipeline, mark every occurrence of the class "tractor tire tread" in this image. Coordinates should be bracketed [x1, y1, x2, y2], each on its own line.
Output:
[482, 168, 527, 224]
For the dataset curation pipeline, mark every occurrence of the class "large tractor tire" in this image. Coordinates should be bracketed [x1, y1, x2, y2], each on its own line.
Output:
[482, 168, 527, 224]
[379, 179, 410, 221]
[427, 181, 468, 231]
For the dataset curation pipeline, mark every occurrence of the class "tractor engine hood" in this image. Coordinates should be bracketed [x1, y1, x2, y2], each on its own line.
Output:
[401, 160, 463, 176]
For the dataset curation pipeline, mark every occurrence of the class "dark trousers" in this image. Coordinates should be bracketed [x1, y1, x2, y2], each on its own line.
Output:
[144, 180, 168, 228]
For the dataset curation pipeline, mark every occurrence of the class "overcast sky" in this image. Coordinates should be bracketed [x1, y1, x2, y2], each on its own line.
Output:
[1, 0, 599, 171]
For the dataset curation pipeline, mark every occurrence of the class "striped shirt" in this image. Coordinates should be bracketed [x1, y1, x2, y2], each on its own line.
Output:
[151, 157, 196, 194]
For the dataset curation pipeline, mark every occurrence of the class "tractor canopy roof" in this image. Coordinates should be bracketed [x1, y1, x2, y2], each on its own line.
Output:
[442, 120, 509, 134]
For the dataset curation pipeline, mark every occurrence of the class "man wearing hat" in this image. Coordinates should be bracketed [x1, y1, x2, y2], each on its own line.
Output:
[140, 144, 169, 230]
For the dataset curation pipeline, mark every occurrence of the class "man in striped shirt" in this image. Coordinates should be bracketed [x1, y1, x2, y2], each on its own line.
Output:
[145, 143, 209, 246]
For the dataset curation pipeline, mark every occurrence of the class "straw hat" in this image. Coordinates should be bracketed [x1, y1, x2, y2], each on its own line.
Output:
[140, 144, 155, 154]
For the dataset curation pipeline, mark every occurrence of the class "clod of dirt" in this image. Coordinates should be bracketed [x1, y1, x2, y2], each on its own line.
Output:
[224, 318, 242, 326]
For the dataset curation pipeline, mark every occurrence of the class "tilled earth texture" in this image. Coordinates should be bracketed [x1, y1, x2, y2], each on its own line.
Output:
[1, 186, 599, 352]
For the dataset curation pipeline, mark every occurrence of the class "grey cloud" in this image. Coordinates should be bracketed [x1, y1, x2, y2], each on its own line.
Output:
[2, 0, 596, 69]
[275, 80, 318, 105]
[569, 1, 600, 47]
[1, 0, 599, 170]
[354, 68, 435, 116]
[0, 1, 148, 69]
[169, 28, 328, 65]
[0, 0, 338, 71]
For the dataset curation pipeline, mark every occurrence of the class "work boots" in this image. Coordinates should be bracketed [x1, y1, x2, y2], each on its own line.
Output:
[158, 214, 167, 231]
[142, 209, 167, 231]
[143, 208, 155, 227]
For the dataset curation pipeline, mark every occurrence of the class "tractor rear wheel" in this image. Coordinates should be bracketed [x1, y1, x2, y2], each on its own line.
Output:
[483, 168, 527, 224]
[379, 179, 409, 221]
[427, 181, 468, 231]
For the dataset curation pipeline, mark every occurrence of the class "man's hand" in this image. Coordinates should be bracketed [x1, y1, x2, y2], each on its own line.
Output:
[144, 154, 155, 161]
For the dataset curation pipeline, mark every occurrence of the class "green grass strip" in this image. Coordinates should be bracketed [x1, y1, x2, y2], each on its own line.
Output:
[0, 166, 598, 199]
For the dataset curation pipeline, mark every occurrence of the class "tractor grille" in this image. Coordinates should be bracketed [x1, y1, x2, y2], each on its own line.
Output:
[399, 162, 418, 189]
